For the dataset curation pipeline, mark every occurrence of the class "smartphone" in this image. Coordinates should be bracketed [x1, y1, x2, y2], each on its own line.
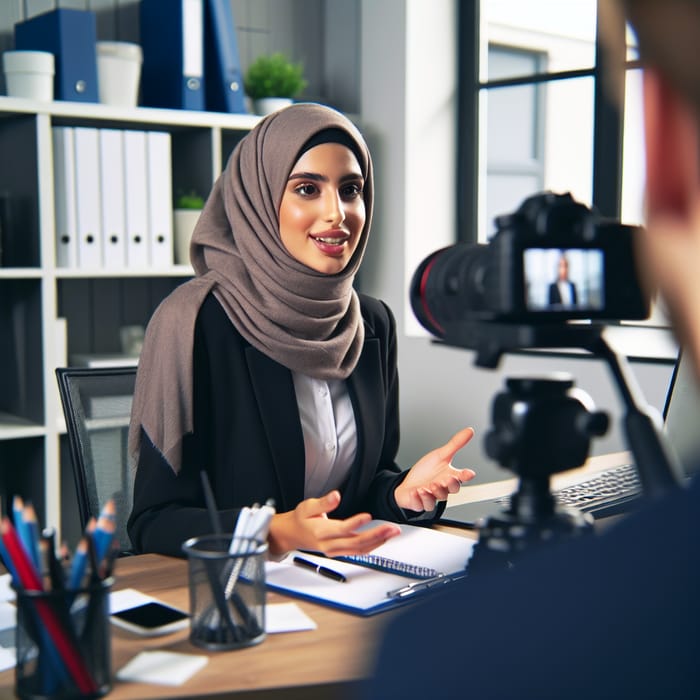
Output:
[110, 601, 189, 637]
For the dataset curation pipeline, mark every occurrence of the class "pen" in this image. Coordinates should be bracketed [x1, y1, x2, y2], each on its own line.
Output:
[386, 572, 466, 599]
[293, 556, 347, 583]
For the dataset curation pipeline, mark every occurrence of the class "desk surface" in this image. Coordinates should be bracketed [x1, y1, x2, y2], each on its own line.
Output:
[0, 453, 627, 699]
[0, 551, 407, 700]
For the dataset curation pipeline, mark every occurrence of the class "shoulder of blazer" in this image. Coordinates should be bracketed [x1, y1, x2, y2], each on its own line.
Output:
[358, 293, 395, 339]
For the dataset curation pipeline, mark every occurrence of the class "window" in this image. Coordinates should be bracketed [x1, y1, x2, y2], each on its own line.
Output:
[458, 0, 643, 243]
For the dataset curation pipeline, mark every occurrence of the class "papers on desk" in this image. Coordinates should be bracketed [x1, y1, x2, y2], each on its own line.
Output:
[265, 521, 475, 616]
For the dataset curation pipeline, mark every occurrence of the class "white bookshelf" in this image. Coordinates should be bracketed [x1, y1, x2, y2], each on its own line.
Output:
[0, 95, 260, 541]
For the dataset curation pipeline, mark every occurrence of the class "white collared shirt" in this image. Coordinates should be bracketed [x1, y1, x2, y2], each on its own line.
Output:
[292, 372, 357, 498]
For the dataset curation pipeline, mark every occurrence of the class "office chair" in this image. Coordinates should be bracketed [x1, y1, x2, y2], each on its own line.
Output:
[55, 366, 137, 556]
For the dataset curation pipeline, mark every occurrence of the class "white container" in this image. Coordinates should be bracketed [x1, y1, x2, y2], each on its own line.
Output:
[173, 209, 201, 265]
[3, 50, 54, 101]
[96, 41, 142, 107]
[253, 97, 293, 116]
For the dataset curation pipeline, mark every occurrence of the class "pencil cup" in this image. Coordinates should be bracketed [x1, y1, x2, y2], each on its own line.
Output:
[14, 577, 113, 700]
[182, 535, 267, 651]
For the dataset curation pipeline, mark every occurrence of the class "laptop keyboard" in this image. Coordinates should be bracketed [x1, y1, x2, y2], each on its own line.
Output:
[496, 462, 643, 517]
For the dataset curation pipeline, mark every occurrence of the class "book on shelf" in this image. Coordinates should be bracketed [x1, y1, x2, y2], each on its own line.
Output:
[98, 129, 127, 269]
[140, 0, 205, 111]
[204, 0, 247, 113]
[14, 8, 99, 103]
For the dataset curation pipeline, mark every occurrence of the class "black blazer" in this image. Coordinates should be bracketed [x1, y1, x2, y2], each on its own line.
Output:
[128, 293, 422, 557]
[548, 280, 578, 306]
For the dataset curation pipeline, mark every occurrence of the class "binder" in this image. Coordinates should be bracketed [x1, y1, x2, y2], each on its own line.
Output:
[52, 127, 78, 268]
[146, 131, 174, 268]
[98, 129, 127, 270]
[122, 130, 149, 268]
[264, 521, 475, 616]
[73, 127, 103, 269]
[140, 0, 205, 111]
[14, 8, 99, 103]
[204, 0, 247, 113]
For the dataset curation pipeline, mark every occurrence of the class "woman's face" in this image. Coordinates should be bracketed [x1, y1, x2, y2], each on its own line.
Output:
[278, 142, 366, 274]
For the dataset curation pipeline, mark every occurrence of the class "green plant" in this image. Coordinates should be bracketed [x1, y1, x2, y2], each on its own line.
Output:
[175, 191, 204, 210]
[244, 52, 308, 100]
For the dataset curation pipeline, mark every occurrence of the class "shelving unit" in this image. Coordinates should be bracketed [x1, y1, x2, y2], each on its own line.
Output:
[0, 95, 260, 543]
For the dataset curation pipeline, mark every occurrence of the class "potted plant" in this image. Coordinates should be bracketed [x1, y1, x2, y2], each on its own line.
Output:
[244, 52, 308, 115]
[173, 191, 204, 265]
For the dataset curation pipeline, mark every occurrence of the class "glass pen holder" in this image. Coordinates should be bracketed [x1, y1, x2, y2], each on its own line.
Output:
[14, 577, 113, 700]
[182, 535, 267, 651]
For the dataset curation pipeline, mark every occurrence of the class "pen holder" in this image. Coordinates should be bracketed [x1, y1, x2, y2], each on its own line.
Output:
[14, 577, 113, 700]
[182, 535, 267, 651]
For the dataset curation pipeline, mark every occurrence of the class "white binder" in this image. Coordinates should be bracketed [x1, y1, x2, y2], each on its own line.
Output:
[146, 131, 174, 267]
[123, 130, 149, 267]
[52, 126, 78, 268]
[98, 129, 127, 269]
[73, 127, 103, 269]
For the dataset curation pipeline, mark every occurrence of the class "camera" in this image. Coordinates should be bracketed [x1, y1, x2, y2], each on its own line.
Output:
[410, 191, 651, 337]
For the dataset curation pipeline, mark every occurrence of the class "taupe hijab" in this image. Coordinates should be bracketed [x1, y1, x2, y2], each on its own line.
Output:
[128, 103, 374, 473]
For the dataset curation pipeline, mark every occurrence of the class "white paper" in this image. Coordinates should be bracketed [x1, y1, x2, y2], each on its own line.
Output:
[265, 521, 475, 614]
[117, 650, 208, 686]
[0, 574, 15, 603]
[265, 602, 316, 633]
[109, 588, 160, 614]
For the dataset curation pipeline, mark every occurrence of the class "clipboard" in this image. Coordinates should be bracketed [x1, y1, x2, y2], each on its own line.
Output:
[264, 521, 475, 616]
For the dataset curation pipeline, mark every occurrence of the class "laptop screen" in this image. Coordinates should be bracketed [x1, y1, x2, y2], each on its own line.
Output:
[663, 350, 700, 479]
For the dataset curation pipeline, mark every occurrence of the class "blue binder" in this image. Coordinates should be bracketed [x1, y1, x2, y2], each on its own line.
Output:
[14, 8, 99, 103]
[204, 0, 247, 113]
[140, 0, 205, 111]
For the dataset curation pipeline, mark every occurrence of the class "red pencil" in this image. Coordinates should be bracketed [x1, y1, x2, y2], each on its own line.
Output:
[1, 517, 97, 695]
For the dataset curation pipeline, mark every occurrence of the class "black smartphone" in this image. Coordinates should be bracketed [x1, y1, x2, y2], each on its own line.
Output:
[110, 601, 189, 636]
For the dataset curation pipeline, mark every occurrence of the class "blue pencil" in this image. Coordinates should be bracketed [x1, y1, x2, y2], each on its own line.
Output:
[68, 537, 89, 591]
[91, 500, 116, 564]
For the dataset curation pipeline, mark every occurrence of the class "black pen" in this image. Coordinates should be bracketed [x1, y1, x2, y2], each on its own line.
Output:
[293, 556, 347, 583]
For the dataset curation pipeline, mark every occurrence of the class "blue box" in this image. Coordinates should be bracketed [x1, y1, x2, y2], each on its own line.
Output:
[14, 8, 99, 103]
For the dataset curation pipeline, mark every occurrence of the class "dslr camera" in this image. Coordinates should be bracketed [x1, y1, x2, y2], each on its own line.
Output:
[411, 191, 651, 338]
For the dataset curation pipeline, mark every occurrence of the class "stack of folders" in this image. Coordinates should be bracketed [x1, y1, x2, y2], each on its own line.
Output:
[140, 0, 247, 113]
[52, 126, 174, 270]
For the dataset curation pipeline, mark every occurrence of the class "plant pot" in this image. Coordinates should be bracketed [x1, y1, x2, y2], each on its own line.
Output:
[253, 97, 293, 116]
[3, 50, 54, 101]
[96, 41, 142, 107]
[173, 209, 201, 265]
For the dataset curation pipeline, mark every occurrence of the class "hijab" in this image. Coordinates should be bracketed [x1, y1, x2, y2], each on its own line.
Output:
[128, 103, 374, 473]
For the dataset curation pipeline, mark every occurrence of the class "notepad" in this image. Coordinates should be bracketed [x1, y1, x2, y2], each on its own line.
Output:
[264, 521, 475, 616]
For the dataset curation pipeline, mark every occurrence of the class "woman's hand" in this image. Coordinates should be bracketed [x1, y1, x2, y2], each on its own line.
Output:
[393, 427, 476, 512]
[267, 490, 401, 557]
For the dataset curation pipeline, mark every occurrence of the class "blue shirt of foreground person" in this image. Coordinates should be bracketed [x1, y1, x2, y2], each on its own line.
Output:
[366, 474, 700, 699]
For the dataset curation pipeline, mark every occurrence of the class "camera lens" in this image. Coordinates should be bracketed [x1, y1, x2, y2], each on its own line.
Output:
[409, 243, 491, 337]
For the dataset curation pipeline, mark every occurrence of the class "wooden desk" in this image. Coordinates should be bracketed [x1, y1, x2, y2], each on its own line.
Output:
[0, 454, 628, 699]
[0, 553, 400, 700]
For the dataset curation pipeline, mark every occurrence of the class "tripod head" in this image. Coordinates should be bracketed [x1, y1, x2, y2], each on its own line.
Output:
[469, 374, 608, 574]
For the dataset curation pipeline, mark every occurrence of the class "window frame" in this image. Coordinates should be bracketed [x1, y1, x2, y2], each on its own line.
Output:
[456, 0, 631, 244]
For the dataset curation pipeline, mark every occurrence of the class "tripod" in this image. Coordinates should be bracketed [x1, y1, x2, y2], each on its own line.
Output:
[468, 374, 608, 575]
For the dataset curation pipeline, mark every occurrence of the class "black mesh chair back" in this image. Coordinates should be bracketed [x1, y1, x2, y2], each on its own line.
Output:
[55, 366, 137, 556]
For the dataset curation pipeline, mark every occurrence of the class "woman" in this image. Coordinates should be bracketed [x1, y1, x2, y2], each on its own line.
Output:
[127, 103, 475, 558]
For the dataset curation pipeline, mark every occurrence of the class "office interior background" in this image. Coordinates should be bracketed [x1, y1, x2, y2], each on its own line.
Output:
[0, 0, 676, 544]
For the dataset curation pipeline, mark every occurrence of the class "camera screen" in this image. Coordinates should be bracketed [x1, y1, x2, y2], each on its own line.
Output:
[523, 248, 604, 312]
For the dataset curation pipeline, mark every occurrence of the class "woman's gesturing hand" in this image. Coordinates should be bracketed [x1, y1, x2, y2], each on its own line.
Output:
[267, 490, 401, 557]
[393, 427, 476, 512]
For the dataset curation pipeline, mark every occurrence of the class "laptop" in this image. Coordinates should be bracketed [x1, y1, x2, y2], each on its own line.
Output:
[441, 349, 700, 527]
